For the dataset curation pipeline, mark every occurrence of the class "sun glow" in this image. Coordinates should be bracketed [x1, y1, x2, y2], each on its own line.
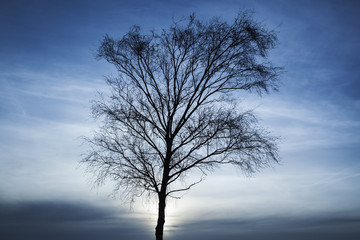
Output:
[136, 197, 184, 237]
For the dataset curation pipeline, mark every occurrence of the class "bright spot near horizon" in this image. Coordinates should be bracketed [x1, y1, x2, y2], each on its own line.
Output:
[133, 195, 185, 236]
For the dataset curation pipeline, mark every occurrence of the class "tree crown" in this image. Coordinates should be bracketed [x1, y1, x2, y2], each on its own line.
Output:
[83, 11, 281, 201]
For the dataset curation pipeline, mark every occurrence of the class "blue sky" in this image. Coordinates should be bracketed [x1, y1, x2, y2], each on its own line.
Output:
[1, 0, 360, 239]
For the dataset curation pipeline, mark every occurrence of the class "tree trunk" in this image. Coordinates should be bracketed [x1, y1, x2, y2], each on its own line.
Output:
[155, 191, 166, 240]
[156, 136, 171, 240]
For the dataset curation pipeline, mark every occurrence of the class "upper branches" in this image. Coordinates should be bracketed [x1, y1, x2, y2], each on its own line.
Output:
[84, 11, 281, 200]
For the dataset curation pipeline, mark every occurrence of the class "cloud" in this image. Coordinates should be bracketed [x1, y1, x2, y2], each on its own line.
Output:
[0, 63, 110, 200]
[1, 199, 359, 240]
[167, 213, 360, 240]
[254, 94, 360, 153]
[0, 200, 151, 240]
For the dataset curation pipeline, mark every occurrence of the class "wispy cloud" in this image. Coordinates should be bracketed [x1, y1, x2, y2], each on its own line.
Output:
[255, 94, 360, 152]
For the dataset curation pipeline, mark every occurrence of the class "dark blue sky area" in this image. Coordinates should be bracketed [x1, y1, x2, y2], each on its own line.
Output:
[1, 0, 360, 239]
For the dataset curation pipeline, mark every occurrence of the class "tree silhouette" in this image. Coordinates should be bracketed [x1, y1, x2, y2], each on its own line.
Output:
[83, 11, 281, 240]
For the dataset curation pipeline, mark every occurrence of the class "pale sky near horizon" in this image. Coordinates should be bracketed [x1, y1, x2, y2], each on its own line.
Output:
[1, 0, 360, 239]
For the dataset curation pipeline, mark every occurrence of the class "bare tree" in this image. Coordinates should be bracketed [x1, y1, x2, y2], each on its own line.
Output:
[83, 11, 281, 240]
